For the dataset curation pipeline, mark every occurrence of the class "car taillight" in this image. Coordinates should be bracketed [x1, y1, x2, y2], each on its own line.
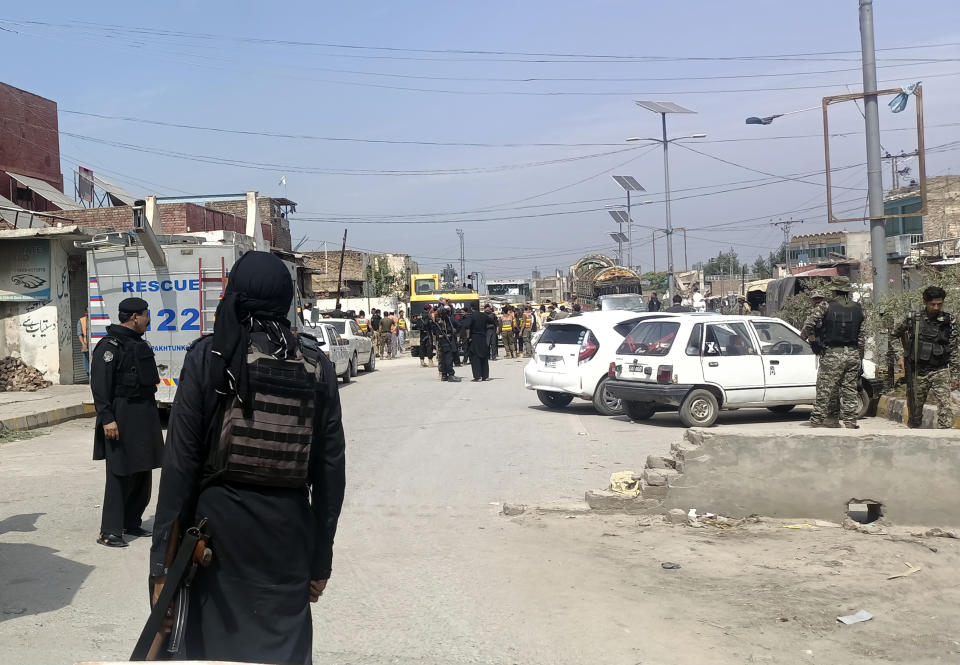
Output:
[608, 361, 616, 377]
[579, 333, 599, 364]
[656, 365, 673, 384]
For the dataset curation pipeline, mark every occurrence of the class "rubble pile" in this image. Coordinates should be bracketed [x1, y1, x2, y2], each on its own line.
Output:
[0, 357, 52, 392]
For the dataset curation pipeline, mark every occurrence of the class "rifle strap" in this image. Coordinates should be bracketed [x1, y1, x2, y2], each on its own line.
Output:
[130, 528, 200, 661]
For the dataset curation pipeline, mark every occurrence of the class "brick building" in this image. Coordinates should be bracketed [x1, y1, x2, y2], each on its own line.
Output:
[55, 202, 246, 236]
[304, 249, 369, 298]
[203, 196, 295, 251]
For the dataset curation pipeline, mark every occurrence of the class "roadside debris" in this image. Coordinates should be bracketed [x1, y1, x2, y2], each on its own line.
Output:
[887, 562, 922, 580]
[837, 610, 873, 625]
[784, 523, 819, 530]
[916, 528, 958, 539]
[0, 357, 51, 392]
[609, 471, 640, 497]
[887, 534, 938, 553]
[661, 562, 681, 569]
[501, 503, 526, 516]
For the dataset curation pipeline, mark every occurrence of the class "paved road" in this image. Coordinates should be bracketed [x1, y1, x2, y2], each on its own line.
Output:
[0, 353, 890, 664]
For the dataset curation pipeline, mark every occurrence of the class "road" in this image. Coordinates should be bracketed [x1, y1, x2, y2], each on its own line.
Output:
[1, 354, 957, 664]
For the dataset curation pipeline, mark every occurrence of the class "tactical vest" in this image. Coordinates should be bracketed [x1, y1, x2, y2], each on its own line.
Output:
[103, 334, 160, 399]
[915, 314, 952, 369]
[211, 334, 320, 488]
[357, 318, 369, 332]
[501, 316, 513, 332]
[820, 299, 863, 347]
[523, 314, 533, 329]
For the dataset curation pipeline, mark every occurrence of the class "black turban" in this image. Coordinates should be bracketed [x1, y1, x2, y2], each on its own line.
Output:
[209, 251, 294, 410]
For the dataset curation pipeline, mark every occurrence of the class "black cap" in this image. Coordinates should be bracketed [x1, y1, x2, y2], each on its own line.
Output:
[118, 297, 149, 314]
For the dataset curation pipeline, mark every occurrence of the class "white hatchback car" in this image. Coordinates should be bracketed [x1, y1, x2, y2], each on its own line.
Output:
[523, 311, 679, 415]
[605, 314, 882, 427]
[301, 323, 352, 383]
[323, 318, 376, 374]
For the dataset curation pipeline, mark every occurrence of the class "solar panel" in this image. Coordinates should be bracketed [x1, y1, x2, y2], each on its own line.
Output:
[608, 210, 630, 224]
[609, 232, 628, 243]
[634, 101, 697, 114]
[612, 175, 645, 191]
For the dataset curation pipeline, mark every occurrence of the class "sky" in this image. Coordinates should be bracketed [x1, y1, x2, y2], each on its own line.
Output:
[3, 1, 960, 283]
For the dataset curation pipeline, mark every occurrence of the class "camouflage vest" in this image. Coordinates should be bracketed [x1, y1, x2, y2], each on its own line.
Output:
[211, 334, 320, 488]
[821, 299, 863, 347]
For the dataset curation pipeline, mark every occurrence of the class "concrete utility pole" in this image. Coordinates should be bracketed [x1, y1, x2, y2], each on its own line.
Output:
[456, 228, 465, 286]
[860, 0, 888, 296]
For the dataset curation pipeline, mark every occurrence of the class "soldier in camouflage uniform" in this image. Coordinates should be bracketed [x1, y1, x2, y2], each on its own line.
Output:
[801, 276, 865, 429]
[890, 285, 960, 428]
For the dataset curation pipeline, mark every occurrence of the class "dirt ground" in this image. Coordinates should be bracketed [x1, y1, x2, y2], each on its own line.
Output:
[499, 509, 960, 665]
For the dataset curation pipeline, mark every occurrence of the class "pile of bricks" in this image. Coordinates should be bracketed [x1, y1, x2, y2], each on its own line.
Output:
[0, 357, 52, 392]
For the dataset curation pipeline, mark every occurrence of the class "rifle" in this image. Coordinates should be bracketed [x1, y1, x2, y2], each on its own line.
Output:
[130, 520, 212, 661]
[904, 311, 919, 427]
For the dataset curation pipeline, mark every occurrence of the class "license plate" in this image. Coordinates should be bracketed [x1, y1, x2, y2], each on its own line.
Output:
[542, 355, 561, 368]
[628, 364, 646, 373]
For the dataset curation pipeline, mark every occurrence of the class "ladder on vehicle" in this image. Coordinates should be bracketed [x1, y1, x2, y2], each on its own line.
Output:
[198, 257, 227, 335]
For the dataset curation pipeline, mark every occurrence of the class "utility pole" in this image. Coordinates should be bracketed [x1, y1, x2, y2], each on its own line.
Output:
[772, 219, 802, 274]
[882, 149, 919, 191]
[860, 0, 888, 296]
[334, 229, 347, 311]
[456, 228, 465, 287]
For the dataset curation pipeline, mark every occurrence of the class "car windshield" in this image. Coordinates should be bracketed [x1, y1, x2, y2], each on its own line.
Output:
[539, 324, 586, 346]
[617, 320, 681, 356]
[328, 322, 347, 334]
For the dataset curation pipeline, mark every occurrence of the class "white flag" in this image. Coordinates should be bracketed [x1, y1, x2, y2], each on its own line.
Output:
[279, 175, 287, 187]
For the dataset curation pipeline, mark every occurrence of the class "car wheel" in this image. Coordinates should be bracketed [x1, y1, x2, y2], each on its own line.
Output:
[679, 389, 719, 428]
[623, 400, 656, 421]
[537, 390, 574, 409]
[364, 349, 376, 372]
[767, 405, 796, 414]
[350, 353, 359, 377]
[592, 376, 623, 416]
[855, 385, 871, 419]
[341, 361, 352, 384]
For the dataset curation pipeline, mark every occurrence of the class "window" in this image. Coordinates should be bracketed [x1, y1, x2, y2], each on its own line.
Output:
[539, 325, 586, 346]
[750, 321, 812, 355]
[415, 278, 435, 294]
[686, 323, 703, 356]
[617, 320, 681, 356]
[613, 317, 648, 337]
[350, 321, 360, 335]
[704, 323, 757, 356]
[328, 322, 347, 334]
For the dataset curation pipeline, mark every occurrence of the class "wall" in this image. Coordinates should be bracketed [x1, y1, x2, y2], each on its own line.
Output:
[0, 239, 74, 383]
[56, 203, 244, 235]
[204, 198, 289, 250]
[0, 82, 63, 191]
[629, 428, 960, 526]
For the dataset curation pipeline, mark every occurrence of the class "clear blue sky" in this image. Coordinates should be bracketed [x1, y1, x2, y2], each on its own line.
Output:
[3, 1, 959, 279]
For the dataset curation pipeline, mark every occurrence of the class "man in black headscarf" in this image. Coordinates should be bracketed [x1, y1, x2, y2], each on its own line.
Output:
[465, 303, 495, 381]
[149, 251, 346, 663]
[90, 297, 163, 548]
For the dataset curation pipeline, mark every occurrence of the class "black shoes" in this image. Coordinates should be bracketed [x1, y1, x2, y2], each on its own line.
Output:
[125, 526, 152, 537]
[97, 533, 128, 548]
[446, 375, 462, 382]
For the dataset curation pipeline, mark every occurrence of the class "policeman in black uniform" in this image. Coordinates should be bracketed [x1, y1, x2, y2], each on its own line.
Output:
[90, 297, 164, 547]
[433, 302, 461, 382]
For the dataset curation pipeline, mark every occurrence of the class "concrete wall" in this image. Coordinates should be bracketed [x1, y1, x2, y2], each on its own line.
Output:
[0, 239, 74, 384]
[662, 428, 960, 526]
[307, 296, 400, 316]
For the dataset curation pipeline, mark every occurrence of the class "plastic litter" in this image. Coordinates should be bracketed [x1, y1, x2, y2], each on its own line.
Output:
[837, 610, 873, 625]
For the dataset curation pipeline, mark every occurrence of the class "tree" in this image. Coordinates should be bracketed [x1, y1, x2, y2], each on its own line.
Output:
[702, 249, 741, 277]
[641, 271, 667, 294]
[752, 256, 771, 279]
[365, 256, 405, 297]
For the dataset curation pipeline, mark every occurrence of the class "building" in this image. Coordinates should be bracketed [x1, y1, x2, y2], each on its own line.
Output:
[788, 231, 870, 267]
[203, 195, 296, 252]
[302, 250, 417, 300]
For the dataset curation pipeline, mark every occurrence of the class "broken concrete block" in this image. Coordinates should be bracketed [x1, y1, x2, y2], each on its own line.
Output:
[666, 508, 688, 524]
[585, 490, 661, 513]
[641, 483, 670, 498]
[642, 469, 667, 486]
[646, 455, 674, 470]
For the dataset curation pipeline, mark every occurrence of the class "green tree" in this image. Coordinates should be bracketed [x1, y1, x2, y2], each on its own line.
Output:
[703, 249, 741, 277]
[752, 255, 772, 279]
[365, 256, 405, 297]
[641, 271, 667, 294]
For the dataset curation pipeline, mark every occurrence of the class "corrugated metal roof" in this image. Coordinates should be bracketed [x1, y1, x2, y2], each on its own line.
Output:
[6, 171, 83, 210]
[92, 174, 138, 206]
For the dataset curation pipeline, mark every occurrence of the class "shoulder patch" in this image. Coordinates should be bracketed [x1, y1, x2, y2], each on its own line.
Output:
[103, 350, 114, 363]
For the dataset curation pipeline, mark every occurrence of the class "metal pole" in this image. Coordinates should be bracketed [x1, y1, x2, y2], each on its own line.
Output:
[860, 0, 888, 296]
[681, 227, 688, 271]
[651, 231, 657, 273]
[626, 189, 633, 269]
[661, 113, 676, 299]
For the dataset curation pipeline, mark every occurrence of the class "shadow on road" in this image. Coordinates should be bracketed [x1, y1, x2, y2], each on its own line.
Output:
[0, 513, 94, 623]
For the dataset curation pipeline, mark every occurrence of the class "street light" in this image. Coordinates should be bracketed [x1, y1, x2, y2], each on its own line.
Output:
[632, 100, 702, 299]
[743, 105, 819, 126]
